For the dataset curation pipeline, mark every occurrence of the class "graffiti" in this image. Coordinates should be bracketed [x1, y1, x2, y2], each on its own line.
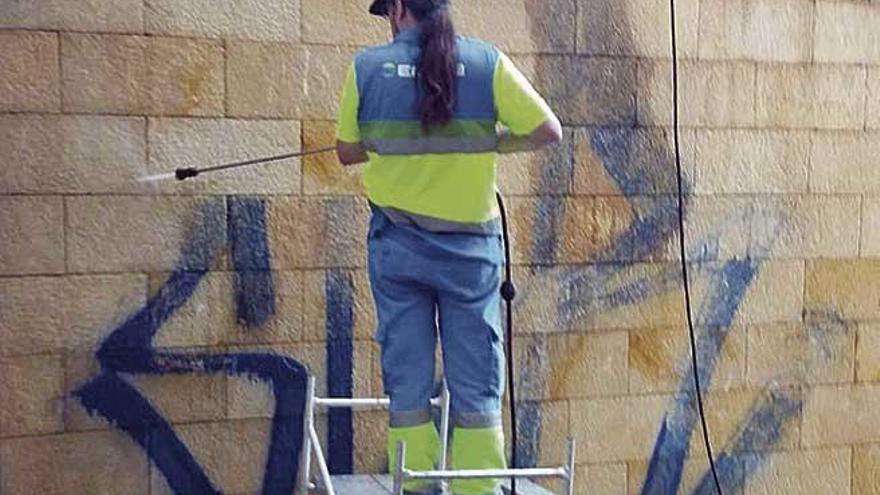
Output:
[507, 3, 850, 495]
[326, 268, 355, 474]
[63, 6, 852, 494]
[74, 197, 309, 495]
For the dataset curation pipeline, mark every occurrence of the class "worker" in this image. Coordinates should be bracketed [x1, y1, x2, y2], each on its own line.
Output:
[335, 0, 562, 493]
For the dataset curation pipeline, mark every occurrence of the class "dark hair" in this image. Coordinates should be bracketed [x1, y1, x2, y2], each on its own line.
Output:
[405, 0, 457, 130]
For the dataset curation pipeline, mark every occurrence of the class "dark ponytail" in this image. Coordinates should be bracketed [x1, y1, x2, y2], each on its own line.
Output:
[406, 0, 457, 130]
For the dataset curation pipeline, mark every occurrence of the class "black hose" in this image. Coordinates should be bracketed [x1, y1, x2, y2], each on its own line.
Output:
[496, 192, 518, 494]
[668, 0, 724, 493]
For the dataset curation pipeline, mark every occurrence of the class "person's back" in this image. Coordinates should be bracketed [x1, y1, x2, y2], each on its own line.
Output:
[346, 32, 503, 233]
[337, 1, 561, 235]
[335, 1, 561, 494]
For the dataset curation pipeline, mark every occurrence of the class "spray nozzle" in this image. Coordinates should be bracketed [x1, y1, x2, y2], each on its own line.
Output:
[175, 168, 200, 181]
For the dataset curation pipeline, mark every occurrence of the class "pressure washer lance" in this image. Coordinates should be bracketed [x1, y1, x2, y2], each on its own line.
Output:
[137, 146, 338, 183]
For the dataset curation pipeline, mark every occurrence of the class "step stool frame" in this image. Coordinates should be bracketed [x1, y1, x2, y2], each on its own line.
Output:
[298, 375, 576, 495]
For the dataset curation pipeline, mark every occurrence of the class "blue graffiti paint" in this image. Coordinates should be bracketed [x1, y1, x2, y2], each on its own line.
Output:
[517, 6, 806, 494]
[513, 335, 548, 467]
[691, 389, 801, 495]
[75, 198, 309, 495]
[326, 268, 355, 474]
[229, 196, 276, 328]
[78, 371, 219, 494]
[640, 260, 757, 495]
[516, 401, 542, 468]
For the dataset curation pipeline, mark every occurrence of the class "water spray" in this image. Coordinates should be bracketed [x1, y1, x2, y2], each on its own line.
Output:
[137, 146, 338, 183]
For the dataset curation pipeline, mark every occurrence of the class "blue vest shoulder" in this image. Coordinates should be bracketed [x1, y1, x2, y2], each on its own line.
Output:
[354, 35, 500, 122]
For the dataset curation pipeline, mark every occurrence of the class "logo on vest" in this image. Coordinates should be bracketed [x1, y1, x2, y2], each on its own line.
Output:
[382, 62, 467, 79]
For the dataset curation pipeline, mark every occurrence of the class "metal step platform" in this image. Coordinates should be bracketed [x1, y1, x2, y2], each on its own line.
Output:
[323, 475, 557, 495]
[301, 376, 575, 495]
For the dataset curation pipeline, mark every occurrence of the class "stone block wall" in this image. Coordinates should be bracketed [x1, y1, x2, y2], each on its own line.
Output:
[1, 0, 878, 493]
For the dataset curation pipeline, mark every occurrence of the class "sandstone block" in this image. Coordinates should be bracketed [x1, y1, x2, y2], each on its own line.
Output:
[547, 331, 628, 399]
[0, 114, 147, 194]
[0, 0, 143, 32]
[1, 431, 148, 495]
[803, 384, 880, 446]
[814, 1, 880, 63]
[578, 463, 627, 495]
[857, 323, 880, 383]
[750, 194, 861, 259]
[0, 354, 63, 437]
[863, 196, 880, 258]
[755, 63, 866, 129]
[61, 33, 148, 114]
[146, 36, 225, 116]
[497, 128, 574, 196]
[745, 449, 851, 495]
[0, 30, 59, 112]
[303, 45, 359, 120]
[736, 261, 805, 325]
[747, 322, 855, 386]
[570, 394, 669, 462]
[805, 260, 880, 322]
[0, 196, 64, 275]
[694, 129, 810, 194]
[302, 0, 388, 46]
[811, 131, 880, 194]
[145, 0, 299, 41]
[222, 271, 307, 346]
[227, 41, 306, 119]
[869, 68, 880, 129]
[574, 127, 695, 196]
[457, 0, 576, 54]
[0, 275, 146, 356]
[854, 443, 880, 495]
[699, 0, 813, 62]
[150, 272, 235, 348]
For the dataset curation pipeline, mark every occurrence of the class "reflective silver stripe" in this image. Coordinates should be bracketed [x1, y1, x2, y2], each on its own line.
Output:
[363, 136, 499, 155]
[453, 412, 502, 428]
[379, 205, 501, 235]
[390, 407, 433, 428]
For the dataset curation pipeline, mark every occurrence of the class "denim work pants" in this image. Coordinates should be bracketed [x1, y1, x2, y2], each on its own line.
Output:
[367, 206, 507, 495]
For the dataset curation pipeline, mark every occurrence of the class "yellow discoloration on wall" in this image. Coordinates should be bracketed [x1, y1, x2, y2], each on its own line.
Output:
[302, 120, 363, 195]
[629, 329, 671, 384]
[178, 61, 210, 115]
[548, 335, 591, 400]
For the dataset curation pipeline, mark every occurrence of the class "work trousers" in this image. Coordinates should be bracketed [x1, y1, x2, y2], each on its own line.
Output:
[367, 206, 507, 495]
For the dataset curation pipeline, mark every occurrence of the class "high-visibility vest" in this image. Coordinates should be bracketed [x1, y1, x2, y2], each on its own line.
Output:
[337, 27, 553, 234]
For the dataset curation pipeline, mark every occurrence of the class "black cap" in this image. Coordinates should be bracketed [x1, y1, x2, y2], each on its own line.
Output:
[369, 0, 392, 16]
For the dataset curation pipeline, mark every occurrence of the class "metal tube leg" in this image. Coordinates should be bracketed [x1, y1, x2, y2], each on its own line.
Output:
[310, 423, 336, 495]
[393, 440, 406, 495]
[299, 376, 316, 495]
[439, 381, 451, 494]
[564, 437, 576, 495]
